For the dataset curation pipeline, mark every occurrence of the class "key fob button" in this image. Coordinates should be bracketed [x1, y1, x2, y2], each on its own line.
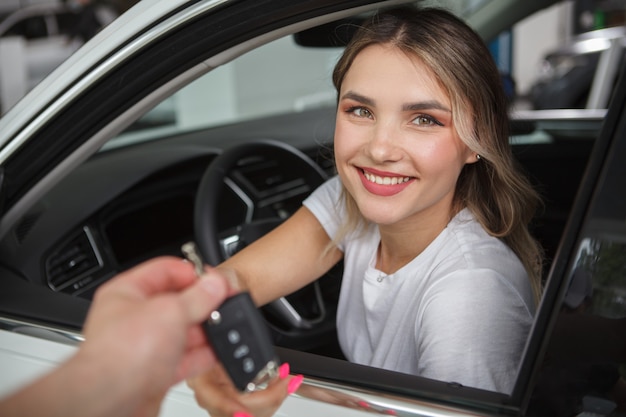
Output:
[234, 344, 250, 359]
[228, 330, 241, 344]
[243, 358, 255, 373]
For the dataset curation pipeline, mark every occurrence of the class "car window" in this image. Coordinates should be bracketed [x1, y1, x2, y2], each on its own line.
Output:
[99, 0, 603, 363]
[108, 35, 342, 149]
[101, 0, 606, 391]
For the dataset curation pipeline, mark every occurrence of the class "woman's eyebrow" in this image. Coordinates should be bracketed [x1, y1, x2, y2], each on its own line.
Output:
[340, 91, 375, 107]
[341, 91, 451, 114]
[402, 100, 451, 113]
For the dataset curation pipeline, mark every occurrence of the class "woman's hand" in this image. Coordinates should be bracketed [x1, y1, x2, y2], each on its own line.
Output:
[188, 362, 303, 417]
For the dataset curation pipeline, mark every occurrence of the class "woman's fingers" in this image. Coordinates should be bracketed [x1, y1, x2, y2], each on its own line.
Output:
[188, 364, 248, 417]
[188, 362, 303, 417]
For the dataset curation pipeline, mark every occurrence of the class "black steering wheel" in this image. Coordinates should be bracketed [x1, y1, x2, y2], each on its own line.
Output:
[194, 139, 337, 350]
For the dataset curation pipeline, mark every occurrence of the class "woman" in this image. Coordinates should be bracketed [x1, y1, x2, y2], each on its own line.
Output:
[189, 6, 544, 417]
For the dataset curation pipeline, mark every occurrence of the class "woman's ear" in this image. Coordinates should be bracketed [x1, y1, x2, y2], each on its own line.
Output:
[464, 152, 481, 164]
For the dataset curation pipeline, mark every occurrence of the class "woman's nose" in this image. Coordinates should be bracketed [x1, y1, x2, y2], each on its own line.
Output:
[366, 121, 402, 162]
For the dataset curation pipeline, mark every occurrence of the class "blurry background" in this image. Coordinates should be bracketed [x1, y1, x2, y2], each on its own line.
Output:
[516, 0, 626, 110]
[0, 0, 133, 114]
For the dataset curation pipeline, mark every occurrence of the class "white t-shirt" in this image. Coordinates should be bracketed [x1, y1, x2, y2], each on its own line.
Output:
[303, 176, 535, 394]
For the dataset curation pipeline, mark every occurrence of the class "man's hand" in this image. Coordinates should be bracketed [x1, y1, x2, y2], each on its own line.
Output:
[0, 256, 231, 417]
[79, 256, 230, 417]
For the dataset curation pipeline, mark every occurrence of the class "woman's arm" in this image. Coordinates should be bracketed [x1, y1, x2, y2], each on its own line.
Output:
[218, 206, 343, 306]
[189, 206, 342, 417]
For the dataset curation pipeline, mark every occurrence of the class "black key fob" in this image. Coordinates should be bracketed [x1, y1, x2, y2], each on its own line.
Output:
[203, 292, 279, 391]
[181, 242, 279, 391]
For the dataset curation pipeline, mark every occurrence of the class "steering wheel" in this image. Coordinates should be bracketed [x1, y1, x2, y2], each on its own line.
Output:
[194, 139, 335, 350]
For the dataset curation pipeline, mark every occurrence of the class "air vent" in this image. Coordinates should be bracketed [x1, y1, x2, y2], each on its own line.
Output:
[304, 148, 335, 176]
[46, 227, 103, 291]
[237, 158, 305, 197]
[239, 159, 290, 191]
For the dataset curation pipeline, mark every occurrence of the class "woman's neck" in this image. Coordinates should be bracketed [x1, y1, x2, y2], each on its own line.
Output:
[376, 206, 461, 274]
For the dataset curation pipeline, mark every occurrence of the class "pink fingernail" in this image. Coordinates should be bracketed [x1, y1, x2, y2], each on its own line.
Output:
[279, 362, 290, 379]
[287, 374, 304, 394]
[233, 412, 252, 417]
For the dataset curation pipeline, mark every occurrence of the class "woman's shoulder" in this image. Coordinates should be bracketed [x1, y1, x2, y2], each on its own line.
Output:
[302, 176, 346, 239]
[429, 209, 534, 308]
[305, 175, 342, 203]
[447, 208, 513, 256]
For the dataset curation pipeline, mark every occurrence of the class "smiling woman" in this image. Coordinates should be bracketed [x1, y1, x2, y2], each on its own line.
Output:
[187, 5, 544, 417]
[319, 5, 542, 389]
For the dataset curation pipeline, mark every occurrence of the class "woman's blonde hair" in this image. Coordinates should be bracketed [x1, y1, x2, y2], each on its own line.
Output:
[331, 6, 544, 302]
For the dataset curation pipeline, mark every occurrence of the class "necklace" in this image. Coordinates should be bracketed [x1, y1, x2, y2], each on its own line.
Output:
[376, 245, 388, 282]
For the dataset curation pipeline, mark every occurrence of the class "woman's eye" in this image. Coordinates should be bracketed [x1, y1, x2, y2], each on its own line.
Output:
[412, 115, 443, 126]
[349, 107, 372, 119]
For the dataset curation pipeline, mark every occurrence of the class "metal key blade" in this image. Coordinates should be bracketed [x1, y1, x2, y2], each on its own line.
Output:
[181, 241, 205, 277]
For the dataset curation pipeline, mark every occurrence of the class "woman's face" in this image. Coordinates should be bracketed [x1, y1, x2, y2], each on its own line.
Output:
[334, 44, 476, 227]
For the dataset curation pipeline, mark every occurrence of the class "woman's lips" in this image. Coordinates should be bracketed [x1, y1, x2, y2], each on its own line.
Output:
[358, 168, 414, 196]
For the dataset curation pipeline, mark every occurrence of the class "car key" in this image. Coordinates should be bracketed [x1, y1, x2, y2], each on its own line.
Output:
[181, 241, 280, 392]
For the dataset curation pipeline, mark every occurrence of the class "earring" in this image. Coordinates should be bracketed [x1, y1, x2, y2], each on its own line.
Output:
[476, 154, 481, 160]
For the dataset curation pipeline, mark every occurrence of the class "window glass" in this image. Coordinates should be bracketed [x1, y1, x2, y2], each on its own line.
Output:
[110, 36, 343, 148]
[527, 103, 626, 416]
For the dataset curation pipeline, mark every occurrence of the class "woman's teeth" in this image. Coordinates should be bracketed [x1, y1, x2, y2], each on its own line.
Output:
[363, 171, 411, 185]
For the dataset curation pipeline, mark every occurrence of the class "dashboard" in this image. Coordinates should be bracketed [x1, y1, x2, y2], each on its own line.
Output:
[0, 106, 342, 355]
